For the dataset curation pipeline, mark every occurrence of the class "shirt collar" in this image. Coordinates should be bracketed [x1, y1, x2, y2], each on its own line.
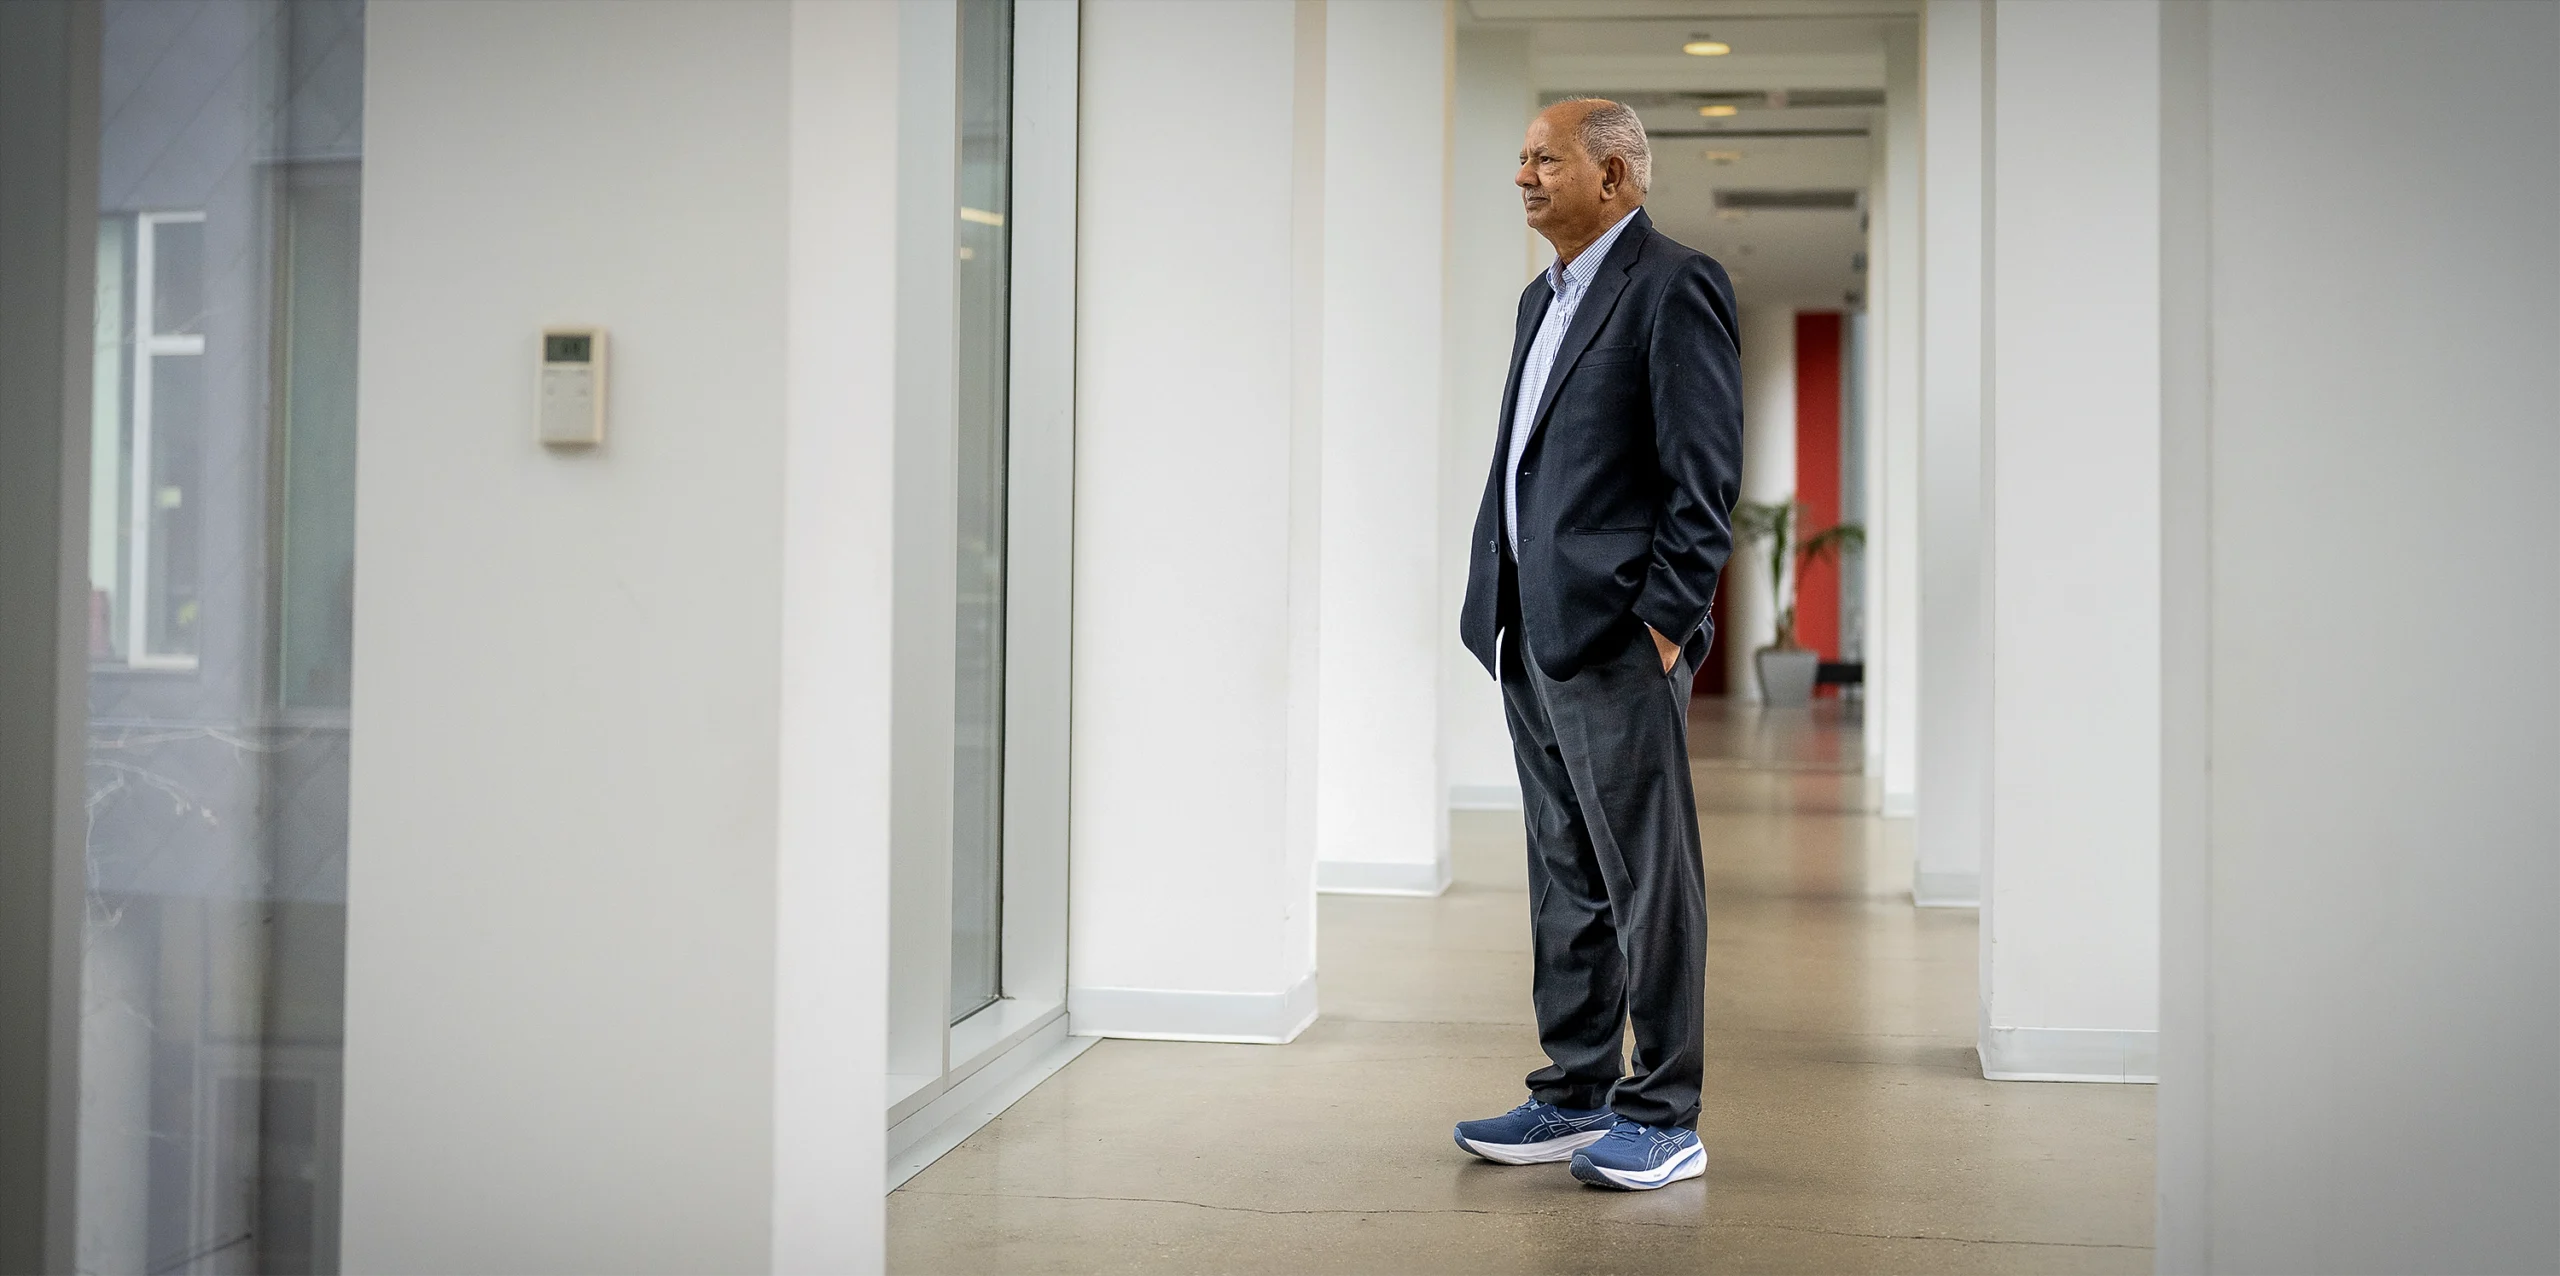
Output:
[1548, 207, 1641, 294]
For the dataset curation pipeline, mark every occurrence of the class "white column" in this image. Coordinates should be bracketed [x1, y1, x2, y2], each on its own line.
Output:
[1915, 0, 1987, 907]
[1439, 26, 1534, 808]
[772, 0, 900, 1266]
[1069, 0, 1326, 1042]
[1976, 0, 2162, 1083]
[2159, 2, 2560, 1268]
[1729, 305, 1797, 700]
[1872, 23, 1921, 813]
[1314, 0, 1451, 897]
[343, 1, 896, 1268]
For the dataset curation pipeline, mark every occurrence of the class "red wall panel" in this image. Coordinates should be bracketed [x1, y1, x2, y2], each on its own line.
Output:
[1794, 312, 1843, 669]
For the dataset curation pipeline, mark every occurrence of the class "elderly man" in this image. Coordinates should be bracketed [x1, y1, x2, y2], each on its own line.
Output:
[1450, 99, 1743, 1191]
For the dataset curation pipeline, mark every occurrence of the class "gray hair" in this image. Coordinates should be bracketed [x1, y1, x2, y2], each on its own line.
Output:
[1568, 98, 1651, 194]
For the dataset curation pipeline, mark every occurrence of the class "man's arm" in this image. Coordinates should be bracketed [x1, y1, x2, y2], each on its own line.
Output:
[1633, 256, 1746, 658]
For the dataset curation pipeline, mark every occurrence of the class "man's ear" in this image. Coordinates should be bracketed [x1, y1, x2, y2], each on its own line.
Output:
[1600, 154, 1628, 198]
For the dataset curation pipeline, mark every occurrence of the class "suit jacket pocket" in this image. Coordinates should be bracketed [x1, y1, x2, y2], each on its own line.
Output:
[1577, 344, 1640, 367]
[1553, 527, 1653, 604]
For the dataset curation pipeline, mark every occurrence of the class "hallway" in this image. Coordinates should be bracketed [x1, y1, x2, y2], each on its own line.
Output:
[889, 702, 2155, 1274]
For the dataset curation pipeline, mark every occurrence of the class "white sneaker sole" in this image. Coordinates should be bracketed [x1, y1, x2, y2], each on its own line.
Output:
[1456, 1127, 1614, 1165]
[1572, 1141, 1708, 1190]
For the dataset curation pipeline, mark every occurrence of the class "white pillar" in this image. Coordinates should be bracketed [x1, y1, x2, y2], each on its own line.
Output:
[1872, 23, 1921, 812]
[1915, 0, 1987, 907]
[343, 1, 896, 1268]
[1439, 26, 1534, 810]
[1976, 0, 2162, 1083]
[2158, 2, 2560, 1268]
[1314, 0, 1451, 897]
[1069, 0, 1326, 1042]
[1730, 305, 1796, 701]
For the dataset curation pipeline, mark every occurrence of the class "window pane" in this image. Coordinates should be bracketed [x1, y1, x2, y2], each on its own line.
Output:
[150, 216, 205, 336]
[144, 354, 202, 658]
[950, 0, 1014, 1023]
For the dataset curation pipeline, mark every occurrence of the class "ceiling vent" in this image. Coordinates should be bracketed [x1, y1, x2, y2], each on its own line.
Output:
[1542, 89, 1886, 110]
[1713, 189, 1863, 211]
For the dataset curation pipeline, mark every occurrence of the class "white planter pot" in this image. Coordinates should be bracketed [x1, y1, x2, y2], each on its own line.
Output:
[1756, 647, 1820, 708]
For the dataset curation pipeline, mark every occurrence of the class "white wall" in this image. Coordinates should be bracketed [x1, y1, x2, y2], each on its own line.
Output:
[2158, 1, 2560, 1268]
[1315, 0, 1451, 897]
[772, 0, 901, 1265]
[1872, 23, 1921, 814]
[1440, 26, 1535, 807]
[1729, 305, 1797, 699]
[1976, 0, 2161, 1082]
[343, 1, 894, 1268]
[1069, 0, 1325, 1042]
[1915, 0, 1987, 907]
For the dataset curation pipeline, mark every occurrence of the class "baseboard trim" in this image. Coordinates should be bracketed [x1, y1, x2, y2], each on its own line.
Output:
[1316, 857, 1451, 897]
[1448, 783, 1522, 810]
[1068, 972, 1318, 1044]
[886, 1017, 1095, 1190]
[1979, 1026, 2158, 1083]
[1912, 869, 1980, 909]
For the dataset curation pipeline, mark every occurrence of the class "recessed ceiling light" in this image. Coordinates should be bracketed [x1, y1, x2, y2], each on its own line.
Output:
[1683, 36, 1732, 57]
[1698, 104, 1739, 118]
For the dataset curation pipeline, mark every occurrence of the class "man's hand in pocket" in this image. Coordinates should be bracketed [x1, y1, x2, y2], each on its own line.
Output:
[1647, 625, 1680, 674]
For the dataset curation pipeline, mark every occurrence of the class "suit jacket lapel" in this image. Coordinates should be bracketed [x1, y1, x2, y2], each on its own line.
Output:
[1523, 211, 1650, 447]
[1494, 276, 1552, 460]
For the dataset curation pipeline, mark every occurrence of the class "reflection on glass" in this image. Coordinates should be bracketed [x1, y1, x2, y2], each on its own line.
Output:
[145, 354, 202, 658]
[151, 215, 206, 336]
[951, 0, 1014, 1024]
[78, 1, 365, 1271]
[89, 219, 130, 663]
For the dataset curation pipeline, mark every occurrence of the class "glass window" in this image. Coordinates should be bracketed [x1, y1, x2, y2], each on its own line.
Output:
[949, 0, 1015, 1024]
[89, 211, 213, 669]
[78, 1, 365, 1271]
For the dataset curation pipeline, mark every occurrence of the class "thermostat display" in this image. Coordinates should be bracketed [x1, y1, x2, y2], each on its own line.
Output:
[539, 326, 607, 447]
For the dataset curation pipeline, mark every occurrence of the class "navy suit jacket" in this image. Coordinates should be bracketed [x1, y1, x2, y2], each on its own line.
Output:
[1459, 209, 1745, 682]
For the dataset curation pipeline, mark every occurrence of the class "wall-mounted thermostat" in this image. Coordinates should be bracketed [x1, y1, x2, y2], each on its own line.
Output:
[539, 326, 608, 447]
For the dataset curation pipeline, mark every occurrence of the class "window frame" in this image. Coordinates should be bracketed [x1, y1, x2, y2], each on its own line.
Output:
[117, 208, 207, 672]
[881, 0, 1080, 1188]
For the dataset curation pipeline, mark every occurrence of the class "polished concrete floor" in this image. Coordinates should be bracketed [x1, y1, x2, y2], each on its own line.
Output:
[890, 699, 2156, 1274]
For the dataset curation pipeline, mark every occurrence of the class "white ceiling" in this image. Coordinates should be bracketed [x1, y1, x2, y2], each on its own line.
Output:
[1465, 0, 1909, 311]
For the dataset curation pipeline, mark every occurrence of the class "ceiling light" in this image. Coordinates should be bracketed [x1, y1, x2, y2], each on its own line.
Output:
[1683, 36, 1731, 56]
[1698, 104, 1739, 118]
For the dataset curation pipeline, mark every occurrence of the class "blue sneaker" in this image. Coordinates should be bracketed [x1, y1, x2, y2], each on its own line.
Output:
[1569, 1122, 1707, 1190]
[1452, 1099, 1622, 1164]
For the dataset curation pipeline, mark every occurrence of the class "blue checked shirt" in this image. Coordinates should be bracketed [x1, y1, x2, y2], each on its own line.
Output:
[1506, 208, 1640, 554]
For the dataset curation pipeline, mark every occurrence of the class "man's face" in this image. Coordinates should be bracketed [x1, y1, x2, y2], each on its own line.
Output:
[1517, 109, 1607, 238]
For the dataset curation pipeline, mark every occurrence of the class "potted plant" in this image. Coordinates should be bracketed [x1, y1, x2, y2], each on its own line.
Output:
[1730, 497, 1865, 707]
